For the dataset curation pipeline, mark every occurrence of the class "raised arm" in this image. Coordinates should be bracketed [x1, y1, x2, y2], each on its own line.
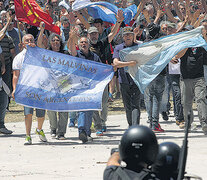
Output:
[37, 22, 46, 49]
[151, 0, 159, 12]
[142, 8, 151, 24]
[67, 28, 78, 56]
[185, 0, 194, 24]
[0, 12, 12, 41]
[153, 9, 164, 25]
[190, 9, 201, 26]
[176, 15, 189, 32]
[201, 0, 207, 13]
[193, 13, 206, 28]
[173, 0, 184, 21]
[75, 11, 90, 30]
[108, 9, 124, 43]
[80, 9, 90, 21]
[133, 0, 146, 21]
[164, 2, 179, 23]
[133, 26, 143, 43]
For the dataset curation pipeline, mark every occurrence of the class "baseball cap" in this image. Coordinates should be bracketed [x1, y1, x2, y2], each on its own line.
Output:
[88, 26, 99, 34]
[122, 27, 134, 35]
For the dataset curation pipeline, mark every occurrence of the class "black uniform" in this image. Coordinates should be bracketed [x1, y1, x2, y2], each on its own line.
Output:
[104, 166, 159, 180]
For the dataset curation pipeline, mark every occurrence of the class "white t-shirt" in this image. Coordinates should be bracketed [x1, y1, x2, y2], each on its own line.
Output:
[168, 58, 181, 75]
[12, 49, 27, 70]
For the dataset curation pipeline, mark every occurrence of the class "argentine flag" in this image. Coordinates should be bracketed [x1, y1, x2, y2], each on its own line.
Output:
[120, 26, 207, 93]
[122, 4, 137, 25]
[72, 0, 137, 25]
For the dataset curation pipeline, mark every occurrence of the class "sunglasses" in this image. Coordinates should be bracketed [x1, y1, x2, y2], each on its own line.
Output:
[51, 39, 60, 42]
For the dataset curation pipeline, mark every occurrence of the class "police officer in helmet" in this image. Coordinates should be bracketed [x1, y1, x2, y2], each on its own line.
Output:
[152, 142, 180, 180]
[103, 125, 159, 180]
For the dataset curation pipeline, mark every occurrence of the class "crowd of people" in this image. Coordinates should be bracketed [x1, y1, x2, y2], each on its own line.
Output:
[0, 0, 207, 145]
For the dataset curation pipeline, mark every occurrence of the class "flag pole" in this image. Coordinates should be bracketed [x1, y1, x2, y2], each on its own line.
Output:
[17, 20, 22, 43]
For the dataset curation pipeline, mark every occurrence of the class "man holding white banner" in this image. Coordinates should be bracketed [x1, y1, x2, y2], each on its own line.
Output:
[119, 24, 207, 133]
[12, 34, 47, 145]
[113, 26, 142, 127]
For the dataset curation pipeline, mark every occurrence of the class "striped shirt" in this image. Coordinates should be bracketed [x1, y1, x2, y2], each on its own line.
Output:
[0, 34, 15, 65]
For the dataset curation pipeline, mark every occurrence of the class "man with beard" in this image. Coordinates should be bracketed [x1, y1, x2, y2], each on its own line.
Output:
[86, 10, 124, 136]
[88, 9, 124, 64]
[68, 33, 102, 143]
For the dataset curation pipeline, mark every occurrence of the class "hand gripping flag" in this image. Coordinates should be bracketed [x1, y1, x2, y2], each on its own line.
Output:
[14, 47, 114, 111]
[120, 26, 207, 93]
[14, 0, 60, 34]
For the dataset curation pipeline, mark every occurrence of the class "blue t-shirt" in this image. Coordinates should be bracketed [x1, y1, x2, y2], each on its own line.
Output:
[113, 42, 137, 85]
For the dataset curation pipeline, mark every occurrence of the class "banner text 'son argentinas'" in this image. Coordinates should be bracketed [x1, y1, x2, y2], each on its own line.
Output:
[25, 91, 92, 103]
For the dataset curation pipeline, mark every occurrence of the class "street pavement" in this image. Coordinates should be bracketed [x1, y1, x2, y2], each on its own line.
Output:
[0, 111, 207, 180]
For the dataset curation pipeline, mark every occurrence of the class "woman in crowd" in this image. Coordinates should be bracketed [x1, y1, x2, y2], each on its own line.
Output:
[37, 22, 69, 140]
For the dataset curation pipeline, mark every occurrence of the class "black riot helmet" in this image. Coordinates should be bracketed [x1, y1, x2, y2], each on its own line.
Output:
[152, 142, 180, 180]
[119, 125, 158, 166]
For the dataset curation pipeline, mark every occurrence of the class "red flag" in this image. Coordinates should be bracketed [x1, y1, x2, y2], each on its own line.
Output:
[14, 0, 60, 34]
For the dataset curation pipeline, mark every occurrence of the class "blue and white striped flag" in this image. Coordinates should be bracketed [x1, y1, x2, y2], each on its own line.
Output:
[14, 47, 114, 111]
[72, 0, 137, 25]
[123, 4, 137, 25]
[72, 0, 118, 24]
[120, 26, 207, 93]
